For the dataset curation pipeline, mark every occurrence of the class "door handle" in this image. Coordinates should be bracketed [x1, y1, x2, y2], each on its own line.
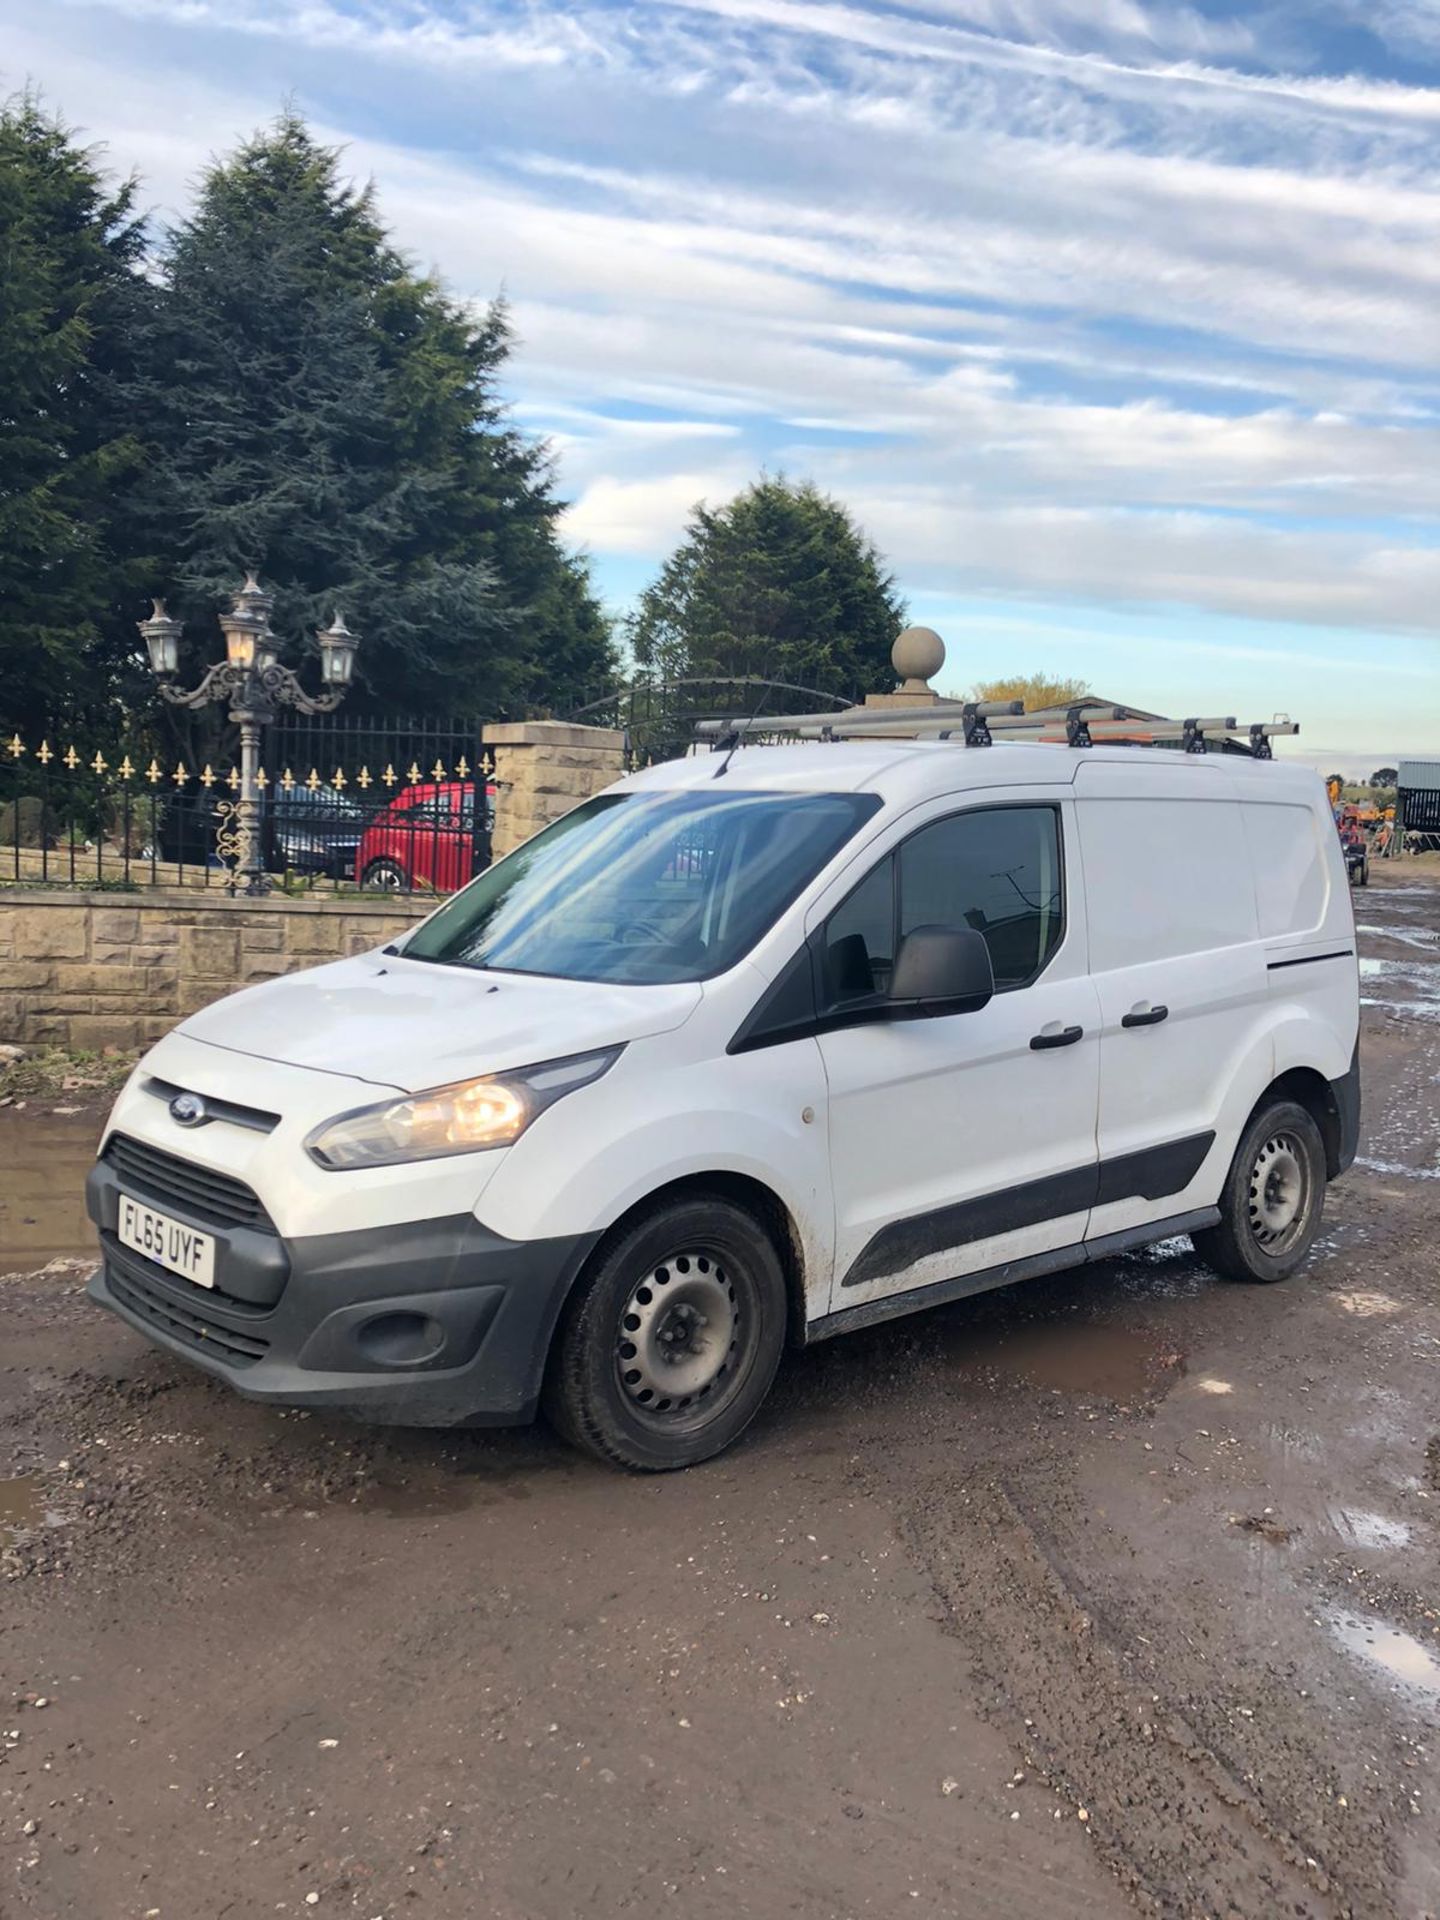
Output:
[1121, 1004, 1169, 1028]
[1030, 1024, 1084, 1051]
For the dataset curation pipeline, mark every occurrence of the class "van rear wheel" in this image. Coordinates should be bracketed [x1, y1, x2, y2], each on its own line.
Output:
[543, 1195, 787, 1471]
[1194, 1100, 1326, 1284]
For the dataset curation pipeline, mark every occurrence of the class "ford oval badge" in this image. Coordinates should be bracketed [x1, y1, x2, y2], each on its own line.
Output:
[169, 1092, 206, 1127]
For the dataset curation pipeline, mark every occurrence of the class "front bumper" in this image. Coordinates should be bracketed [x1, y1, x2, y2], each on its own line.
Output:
[85, 1159, 596, 1426]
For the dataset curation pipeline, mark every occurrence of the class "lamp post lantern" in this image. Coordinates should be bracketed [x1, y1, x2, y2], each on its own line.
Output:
[139, 576, 360, 896]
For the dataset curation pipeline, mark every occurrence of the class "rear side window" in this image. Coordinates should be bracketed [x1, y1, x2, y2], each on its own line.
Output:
[821, 805, 1064, 1008]
[1246, 803, 1330, 937]
[1079, 797, 1258, 969]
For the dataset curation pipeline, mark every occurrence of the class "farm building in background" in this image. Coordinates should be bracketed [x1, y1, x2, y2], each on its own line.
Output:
[1398, 760, 1440, 849]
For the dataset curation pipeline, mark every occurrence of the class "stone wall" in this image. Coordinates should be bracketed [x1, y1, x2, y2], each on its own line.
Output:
[0, 718, 632, 1051]
[0, 891, 421, 1051]
[486, 720, 628, 860]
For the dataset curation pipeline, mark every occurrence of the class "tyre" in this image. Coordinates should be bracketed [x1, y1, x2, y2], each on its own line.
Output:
[1194, 1100, 1327, 1284]
[362, 857, 409, 893]
[543, 1194, 788, 1471]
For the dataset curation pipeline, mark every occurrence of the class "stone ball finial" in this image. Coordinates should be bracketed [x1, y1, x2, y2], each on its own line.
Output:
[892, 625, 945, 691]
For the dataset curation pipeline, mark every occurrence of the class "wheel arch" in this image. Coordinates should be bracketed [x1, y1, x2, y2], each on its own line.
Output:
[1248, 1066, 1344, 1179]
[566, 1171, 811, 1349]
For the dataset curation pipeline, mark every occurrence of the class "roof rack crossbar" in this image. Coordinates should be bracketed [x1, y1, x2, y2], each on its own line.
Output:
[960, 697, 1025, 747]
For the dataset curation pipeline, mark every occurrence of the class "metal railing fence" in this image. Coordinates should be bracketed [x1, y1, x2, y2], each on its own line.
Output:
[3, 714, 494, 896]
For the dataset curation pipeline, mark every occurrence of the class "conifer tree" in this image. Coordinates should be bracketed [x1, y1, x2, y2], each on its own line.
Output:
[138, 110, 611, 712]
[0, 93, 150, 733]
[629, 477, 904, 695]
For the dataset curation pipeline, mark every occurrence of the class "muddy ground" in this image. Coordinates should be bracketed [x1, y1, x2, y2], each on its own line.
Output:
[2, 866, 1437, 1920]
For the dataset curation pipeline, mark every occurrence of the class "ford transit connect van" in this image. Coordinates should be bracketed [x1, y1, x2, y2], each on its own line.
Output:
[86, 740, 1359, 1470]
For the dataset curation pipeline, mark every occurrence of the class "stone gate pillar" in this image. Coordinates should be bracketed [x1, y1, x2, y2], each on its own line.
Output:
[483, 721, 628, 861]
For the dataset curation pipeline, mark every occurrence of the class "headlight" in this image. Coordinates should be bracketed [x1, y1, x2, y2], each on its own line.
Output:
[305, 1047, 622, 1170]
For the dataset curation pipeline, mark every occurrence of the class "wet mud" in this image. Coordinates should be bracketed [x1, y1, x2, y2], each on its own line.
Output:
[1, 864, 1438, 1918]
[0, 1109, 101, 1275]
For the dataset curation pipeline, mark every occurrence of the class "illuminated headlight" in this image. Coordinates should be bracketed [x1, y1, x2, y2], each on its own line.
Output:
[305, 1047, 622, 1170]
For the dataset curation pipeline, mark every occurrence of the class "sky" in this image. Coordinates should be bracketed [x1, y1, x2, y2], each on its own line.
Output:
[4, 0, 1440, 774]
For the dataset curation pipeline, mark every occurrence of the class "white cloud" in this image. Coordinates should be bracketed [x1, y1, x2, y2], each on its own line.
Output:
[840, 498, 1440, 632]
[564, 466, 756, 552]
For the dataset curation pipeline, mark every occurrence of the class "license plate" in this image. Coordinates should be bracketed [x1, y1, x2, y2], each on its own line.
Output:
[118, 1194, 217, 1289]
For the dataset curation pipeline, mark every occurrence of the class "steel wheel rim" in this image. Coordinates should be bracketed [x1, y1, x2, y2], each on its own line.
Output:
[615, 1250, 740, 1420]
[1248, 1133, 1310, 1252]
[366, 860, 406, 892]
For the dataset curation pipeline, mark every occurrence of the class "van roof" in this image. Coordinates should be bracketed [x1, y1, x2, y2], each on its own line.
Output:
[621, 738, 1322, 805]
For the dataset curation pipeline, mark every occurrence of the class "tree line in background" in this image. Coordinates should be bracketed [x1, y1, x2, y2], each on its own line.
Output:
[0, 92, 920, 743]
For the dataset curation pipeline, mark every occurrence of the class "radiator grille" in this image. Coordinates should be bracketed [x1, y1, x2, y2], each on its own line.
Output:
[105, 1133, 274, 1232]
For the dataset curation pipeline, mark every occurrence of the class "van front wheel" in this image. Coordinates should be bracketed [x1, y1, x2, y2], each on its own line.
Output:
[543, 1195, 788, 1471]
[1194, 1100, 1327, 1284]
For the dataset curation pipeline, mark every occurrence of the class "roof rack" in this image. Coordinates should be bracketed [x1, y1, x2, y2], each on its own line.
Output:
[697, 704, 1300, 756]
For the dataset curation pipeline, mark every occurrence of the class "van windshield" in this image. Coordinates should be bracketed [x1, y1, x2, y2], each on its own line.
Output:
[399, 788, 880, 984]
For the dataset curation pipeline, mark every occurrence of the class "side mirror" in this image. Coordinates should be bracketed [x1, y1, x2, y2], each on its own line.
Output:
[889, 925, 994, 1015]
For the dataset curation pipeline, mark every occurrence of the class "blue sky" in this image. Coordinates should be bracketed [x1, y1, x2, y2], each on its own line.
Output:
[4, 0, 1440, 771]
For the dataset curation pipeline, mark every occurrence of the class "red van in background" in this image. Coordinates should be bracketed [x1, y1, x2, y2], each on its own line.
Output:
[355, 780, 496, 893]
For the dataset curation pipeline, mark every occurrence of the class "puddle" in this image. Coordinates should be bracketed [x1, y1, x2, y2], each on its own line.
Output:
[1357, 923, 1440, 951]
[950, 1320, 1181, 1401]
[0, 1109, 102, 1275]
[1333, 1508, 1413, 1551]
[0, 1475, 43, 1548]
[1357, 954, 1440, 1021]
[1131, 1235, 1193, 1261]
[1356, 1155, 1440, 1182]
[1324, 1608, 1440, 1705]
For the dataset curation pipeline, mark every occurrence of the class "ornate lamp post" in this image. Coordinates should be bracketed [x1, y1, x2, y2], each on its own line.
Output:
[140, 575, 360, 895]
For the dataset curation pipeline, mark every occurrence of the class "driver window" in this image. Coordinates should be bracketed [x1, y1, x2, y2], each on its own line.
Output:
[820, 805, 1063, 1011]
[899, 806, 1063, 989]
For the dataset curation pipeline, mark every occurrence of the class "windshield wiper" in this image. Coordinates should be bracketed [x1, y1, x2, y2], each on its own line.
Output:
[390, 945, 490, 971]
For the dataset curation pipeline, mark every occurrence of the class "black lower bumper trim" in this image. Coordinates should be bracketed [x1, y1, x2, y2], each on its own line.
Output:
[810, 1208, 1221, 1343]
[86, 1176, 598, 1426]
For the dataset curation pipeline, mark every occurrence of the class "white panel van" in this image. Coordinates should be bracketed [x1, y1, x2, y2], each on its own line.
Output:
[86, 741, 1360, 1470]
